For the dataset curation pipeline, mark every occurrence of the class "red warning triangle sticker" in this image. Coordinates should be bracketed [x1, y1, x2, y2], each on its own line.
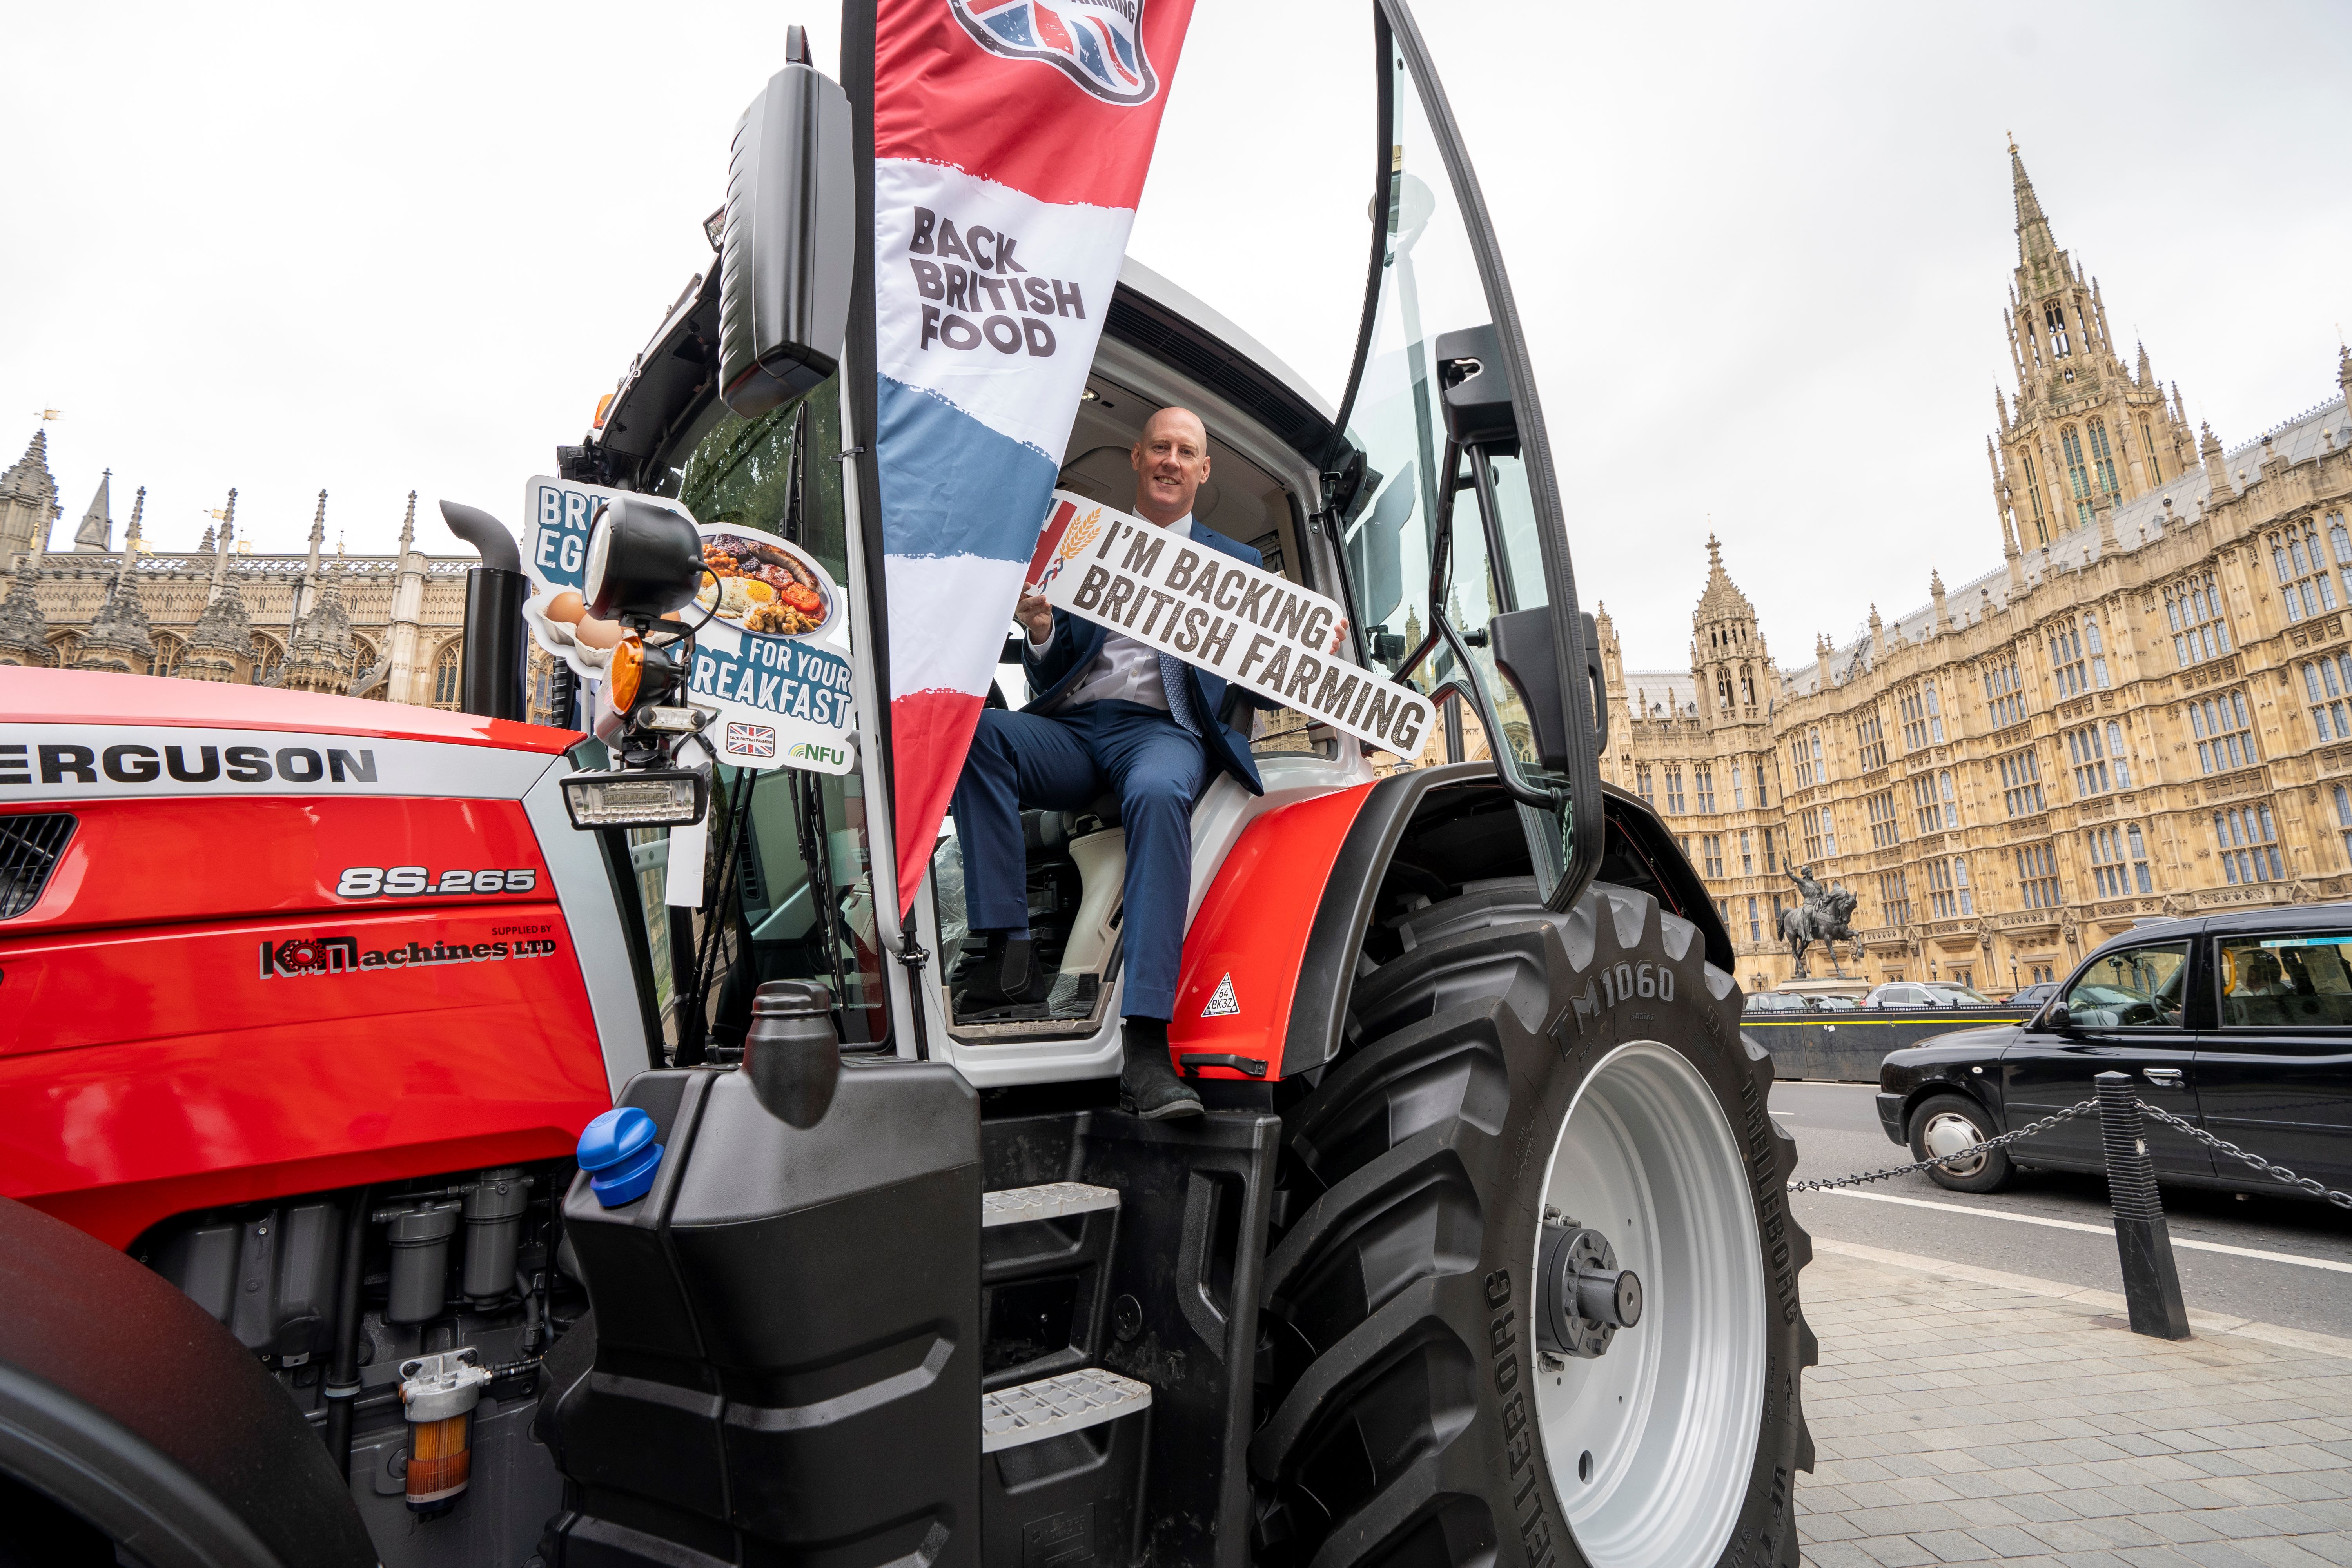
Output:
[1201, 972, 1240, 1017]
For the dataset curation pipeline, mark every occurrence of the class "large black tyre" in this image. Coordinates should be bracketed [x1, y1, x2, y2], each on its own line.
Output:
[1250, 883, 1816, 1568]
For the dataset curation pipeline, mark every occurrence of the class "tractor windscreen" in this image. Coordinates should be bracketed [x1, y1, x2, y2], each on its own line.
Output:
[1338, 60, 1547, 769]
[610, 379, 894, 1060]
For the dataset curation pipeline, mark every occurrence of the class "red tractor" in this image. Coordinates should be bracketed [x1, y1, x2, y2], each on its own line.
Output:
[0, 7, 1812, 1567]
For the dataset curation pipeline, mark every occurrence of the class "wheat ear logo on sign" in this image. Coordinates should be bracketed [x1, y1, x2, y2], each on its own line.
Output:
[948, 0, 1160, 105]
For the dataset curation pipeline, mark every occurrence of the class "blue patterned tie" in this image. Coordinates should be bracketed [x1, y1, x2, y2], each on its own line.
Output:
[1158, 651, 1200, 735]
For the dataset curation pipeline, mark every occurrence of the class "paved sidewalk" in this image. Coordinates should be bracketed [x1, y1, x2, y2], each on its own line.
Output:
[1798, 1239, 2352, 1566]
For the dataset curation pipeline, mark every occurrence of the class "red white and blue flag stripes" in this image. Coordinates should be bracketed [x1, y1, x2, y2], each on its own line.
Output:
[873, 0, 1194, 913]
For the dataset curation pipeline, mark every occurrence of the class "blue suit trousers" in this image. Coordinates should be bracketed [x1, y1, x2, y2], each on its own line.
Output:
[950, 700, 1205, 1020]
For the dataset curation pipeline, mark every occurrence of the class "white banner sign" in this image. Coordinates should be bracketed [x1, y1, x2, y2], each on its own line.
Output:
[1028, 491, 1434, 757]
[519, 476, 857, 775]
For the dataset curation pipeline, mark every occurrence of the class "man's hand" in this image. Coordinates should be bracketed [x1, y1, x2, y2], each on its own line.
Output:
[1016, 592, 1054, 645]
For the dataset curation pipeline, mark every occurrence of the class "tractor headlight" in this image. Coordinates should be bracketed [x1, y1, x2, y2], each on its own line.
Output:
[584, 496, 704, 623]
[562, 768, 710, 829]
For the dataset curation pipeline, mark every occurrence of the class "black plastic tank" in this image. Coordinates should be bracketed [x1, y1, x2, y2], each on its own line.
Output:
[548, 982, 982, 1568]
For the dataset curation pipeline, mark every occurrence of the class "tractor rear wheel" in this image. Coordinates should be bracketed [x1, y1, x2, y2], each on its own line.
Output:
[1250, 883, 1815, 1568]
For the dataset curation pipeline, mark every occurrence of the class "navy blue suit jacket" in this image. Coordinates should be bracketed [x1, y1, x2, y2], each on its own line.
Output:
[1023, 516, 1274, 795]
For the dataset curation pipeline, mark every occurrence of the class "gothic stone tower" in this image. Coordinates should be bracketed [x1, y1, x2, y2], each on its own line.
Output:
[1, 429, 61, 569]
[1691, 534, 1771, 725]
[1991, 142, 2196, 554]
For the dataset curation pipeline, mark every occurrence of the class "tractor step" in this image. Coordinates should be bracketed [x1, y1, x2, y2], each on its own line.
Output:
[980, 1181, 1120, 1227]
[980, 1367, 1152, 1453]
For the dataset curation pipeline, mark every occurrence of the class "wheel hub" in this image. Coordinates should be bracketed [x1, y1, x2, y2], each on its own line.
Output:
[1922, 1110, 1987, 1174]
[1532, 1041, 1766, 1568]
[1536, 1220, 1643, 1359]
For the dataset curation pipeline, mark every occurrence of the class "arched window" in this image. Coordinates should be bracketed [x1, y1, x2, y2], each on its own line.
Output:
[2163, 572, 2232, 666]
[2306, 652, 2352, 741]
[2020, 452, 2048, 543]
[2270, 519, 2339, 623]
[2087, 422, 2120, 497]
[431, 643, 463, 708]
[2048, 616, 2109, 697]
[147, 635, 182, 679]
[2043, 301, 2071, 358]
[2060, 427, 2093, 528]
[2137, 417, 2161, 485]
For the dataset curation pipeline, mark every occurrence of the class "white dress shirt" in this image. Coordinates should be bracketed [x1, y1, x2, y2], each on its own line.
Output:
[1032, 513, 1189, 715]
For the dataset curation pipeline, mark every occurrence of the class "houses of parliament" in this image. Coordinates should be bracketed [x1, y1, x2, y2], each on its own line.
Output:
[0, 450, 563, 722]
[1593, 144, 2352, 995]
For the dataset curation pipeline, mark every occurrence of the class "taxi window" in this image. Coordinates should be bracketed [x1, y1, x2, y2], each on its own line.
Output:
[2060, 942, 2189, 1028]
[2216, 931, 2352, 1028]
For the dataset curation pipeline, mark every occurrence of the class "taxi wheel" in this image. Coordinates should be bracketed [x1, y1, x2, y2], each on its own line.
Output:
[1910, 1093, 2013, 1193]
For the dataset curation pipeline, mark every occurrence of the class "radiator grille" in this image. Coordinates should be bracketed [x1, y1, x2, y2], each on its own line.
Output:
[0, 814, 75, 920]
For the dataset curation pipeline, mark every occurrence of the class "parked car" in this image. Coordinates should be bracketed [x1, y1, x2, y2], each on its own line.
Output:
[1862, 981, 1998, 1009]
[2003, 981, 2059, 1010]
[1877, 904, 2352, 1196]
[1744, 991, 1812, 1014]
[1743, 991, 1865, 1014]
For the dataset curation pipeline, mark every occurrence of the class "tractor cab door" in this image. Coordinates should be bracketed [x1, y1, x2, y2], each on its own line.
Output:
[1329, 2, 1606, 907]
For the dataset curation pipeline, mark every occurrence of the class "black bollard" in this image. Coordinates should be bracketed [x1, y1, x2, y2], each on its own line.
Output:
[2094, 1070, 2192, 1341]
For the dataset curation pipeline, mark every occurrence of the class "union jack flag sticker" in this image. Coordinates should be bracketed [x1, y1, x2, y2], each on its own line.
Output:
[726, 722, 777, 759]
[949, 0, 1159, 106]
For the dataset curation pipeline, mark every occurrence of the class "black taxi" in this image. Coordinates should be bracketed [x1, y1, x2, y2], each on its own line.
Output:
[1876, 904, 2352, 1195]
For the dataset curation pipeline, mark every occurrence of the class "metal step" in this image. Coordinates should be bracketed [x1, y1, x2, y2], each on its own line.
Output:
[981, 1182, 1120, 1229]
[980, 1367, 1152, 1454]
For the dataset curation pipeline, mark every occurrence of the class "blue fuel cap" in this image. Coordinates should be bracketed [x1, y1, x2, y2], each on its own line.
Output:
[577, 1107, 664, 1208]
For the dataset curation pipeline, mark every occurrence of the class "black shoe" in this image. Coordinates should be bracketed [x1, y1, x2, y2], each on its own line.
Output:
[954, 933, 1051, 1013]
[1118, 1018, 1202, 1120]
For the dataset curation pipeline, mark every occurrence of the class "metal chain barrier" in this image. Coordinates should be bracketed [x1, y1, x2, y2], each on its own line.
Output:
[1785, 1100, 2095, 1192]
[2133, 1098, 2352, 1211]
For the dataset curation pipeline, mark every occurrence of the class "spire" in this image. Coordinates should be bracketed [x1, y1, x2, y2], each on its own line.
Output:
[73, 470, 112, 554]
[397, 491, 417, 557]
[119, 487, 144, 584]
[210, 490, 236, 588]
[182, 489, 252, 682]
[297, 490, 327, 626]
[1, 427, 62, 568]
[77, 483, 154, 676]
[1930, 570, 1949, 633]
[2136, 341, 2154, 387]
[1994, 386, 2010, 430]
[1867, 603, 1885, 662]
[2200, 422, 2229, 500]
[2009, 136, 2051, 254]
[2339, 341, 2351, 402]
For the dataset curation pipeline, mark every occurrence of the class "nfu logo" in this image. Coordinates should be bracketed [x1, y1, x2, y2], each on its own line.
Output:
[949, 0, 1158, 106]
[788, 742, 848, 767]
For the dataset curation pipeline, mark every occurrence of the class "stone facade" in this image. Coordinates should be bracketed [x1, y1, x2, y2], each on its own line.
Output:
[1595, 145, 2352, 996]
[0, 450, 487, 710]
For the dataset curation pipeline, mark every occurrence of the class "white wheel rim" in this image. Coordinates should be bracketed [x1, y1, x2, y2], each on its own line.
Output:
[1532, 1042, 1766, 1568]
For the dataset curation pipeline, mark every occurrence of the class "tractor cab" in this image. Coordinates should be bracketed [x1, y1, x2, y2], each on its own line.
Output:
[569, 9, 1611, 1089]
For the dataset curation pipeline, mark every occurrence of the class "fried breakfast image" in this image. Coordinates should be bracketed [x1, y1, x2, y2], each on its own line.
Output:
[695, 533, 830, 634]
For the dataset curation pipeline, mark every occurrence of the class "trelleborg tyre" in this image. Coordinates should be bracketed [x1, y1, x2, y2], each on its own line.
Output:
[1249, 883, 1816, 1568]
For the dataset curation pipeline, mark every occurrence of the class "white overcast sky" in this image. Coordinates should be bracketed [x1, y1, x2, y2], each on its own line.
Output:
[5, 2, 2347, 670]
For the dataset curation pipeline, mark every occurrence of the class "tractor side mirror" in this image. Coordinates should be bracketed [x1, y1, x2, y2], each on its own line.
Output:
[719, 30, 855, 418]
[1490, 607, 1608, 774]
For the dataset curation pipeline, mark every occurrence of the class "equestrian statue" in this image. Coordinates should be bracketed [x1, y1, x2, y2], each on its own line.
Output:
[1779, 865, 1862, 979]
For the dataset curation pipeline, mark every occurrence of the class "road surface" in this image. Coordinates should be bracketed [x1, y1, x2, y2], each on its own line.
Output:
[1772, 1077, 2352, 1340]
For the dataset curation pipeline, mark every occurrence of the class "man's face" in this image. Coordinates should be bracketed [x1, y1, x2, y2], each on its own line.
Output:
[1131, 409, 1212, 524]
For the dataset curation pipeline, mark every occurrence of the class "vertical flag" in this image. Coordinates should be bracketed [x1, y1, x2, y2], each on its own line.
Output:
[872, 0, 1196, 913]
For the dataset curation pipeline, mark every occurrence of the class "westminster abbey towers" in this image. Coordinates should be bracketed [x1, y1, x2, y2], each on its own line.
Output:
[1597, 144, 2352, 993]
